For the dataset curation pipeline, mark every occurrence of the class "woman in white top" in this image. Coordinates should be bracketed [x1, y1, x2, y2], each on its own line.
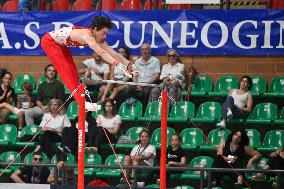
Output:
[34, 99, 71, 159]
[89, 99, 121, 153]
[148, 49, 185, 106]
[217, 75, 253, 128]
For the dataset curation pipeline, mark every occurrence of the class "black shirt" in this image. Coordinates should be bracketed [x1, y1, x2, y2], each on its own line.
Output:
[167, 146, 186, 164]
[19, 166, 50, 184]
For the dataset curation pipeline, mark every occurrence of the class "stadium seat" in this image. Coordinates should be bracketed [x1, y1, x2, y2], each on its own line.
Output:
[0, 151, 21, 175]
[138, 101, 167, 122]
[51, 0, 69, 11]
[180, 156, 214, 180]
[245, 102, 277, 125]
[72, 0, 93, 11]
[145, 184, 160, 188]
[168, 101, 195, 123]
[15, 124, 40, 148]
[120, 0, 141, 10]
[101, 0, 117, 10]
[67, 101, 78, 121]
[200, 128, 231, 152]
[2, 0, 18, 12]
[180, 128, 204, 150]
[115, 126, 146, 151]
[208, 75, 238, 97]
[118, 100, 143, 122]
[258, 130, 284, 153]
[274, 106, 284, 126]
[13, 74, 36, 94]
[245, 129, 261, 149]
[264, 76, 284, 98]
[175, 186, 194, 189]
[249, 75, 267, 97]
[74, 153, 102, 176]
[144, 0, 164, 10]
[95, 154, 126, 179]
[0, 124, 17, 147]
[191, 101, 221, 124]
[24, 152, 48, 163]
[150, 127, 175, 149]
[190, 75, 213, 97]
[168, 4, 191, 10]
[50, 153, 75, 170]
[246, 158, 269, 182]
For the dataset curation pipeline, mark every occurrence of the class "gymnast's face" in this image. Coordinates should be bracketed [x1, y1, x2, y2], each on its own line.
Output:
[94, 27, 109, 43]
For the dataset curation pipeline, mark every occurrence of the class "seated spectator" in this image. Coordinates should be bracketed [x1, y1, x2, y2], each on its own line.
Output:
[0, 82, 36, 133]
[25, 64, 65, 126]
[212, 129, 261, 187]
[131, 43, 160, 106]
[34, 99, 71, 159]
[10, 151, 50, 184]
[149, 49, 184, 106]
[87, 99, 121, 153]
[216, 75, 253, 128]
[253, 148, 284, 188]
[101, 45, 131, 102]
[123, 130, 156, 187]
[0, 71, 15, 125]
[78, 52, 110, 99]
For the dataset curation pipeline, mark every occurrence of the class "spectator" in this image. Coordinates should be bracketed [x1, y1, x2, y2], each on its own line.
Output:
[0, 82, 36, 133]
[131, 43, 160, 105]
[123, 130, 156, 187]
[216, 75, 253, 128]
[0, 68, 7, 83]
[149, 49, 184, 106]
[25, 64, 65, 126]
[212, 129, 261, 187]
[0, 71, 15, 125]
[253, 148, 284, 188]
[101, 45, 131, 101]
[87, 99, 121, 153]
[10, 151, 50, 184]
[34, 99, 71, 159]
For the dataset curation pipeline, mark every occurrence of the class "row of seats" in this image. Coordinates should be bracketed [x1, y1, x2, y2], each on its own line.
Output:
[1, 0, 191, 12]
[67, 100, 284, 126]
[1, 123, 283, 153]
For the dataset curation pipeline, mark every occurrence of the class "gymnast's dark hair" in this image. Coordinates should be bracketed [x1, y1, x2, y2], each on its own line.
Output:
[91, 16, 114, 31]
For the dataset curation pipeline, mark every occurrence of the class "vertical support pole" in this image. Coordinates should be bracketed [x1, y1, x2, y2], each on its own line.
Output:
[78, 84, 85, 189]
[160, 90, 168, 189]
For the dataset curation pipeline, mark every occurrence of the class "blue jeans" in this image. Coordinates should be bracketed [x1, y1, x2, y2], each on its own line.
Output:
[221, 96, 245, 119]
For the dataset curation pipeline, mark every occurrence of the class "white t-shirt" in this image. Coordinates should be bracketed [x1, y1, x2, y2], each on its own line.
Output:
[82, 58, 110, 80]
[130, 144, 156, 166]
[159, 62, 185, 86]
[40, 113, 71, 135]
[96, 114, 121, 134]
[113, 66, 125, 80]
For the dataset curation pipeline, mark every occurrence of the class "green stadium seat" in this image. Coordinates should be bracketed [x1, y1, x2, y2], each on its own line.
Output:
[138, 101, 168, 122]
[145, 184, 160, 188]
[258, 130, 284, 153]
[0, 151, 21, 175]
[264, 76, 284, 98]
[13, 74, 36, 94]
[24, 152, 48, 163]
[50, 153, 75, 170]
[191, 102, 221, 124]
[180, 156, 214, 180]
[74, 153, 102, 176]
[115, 126, 146, 151]
[67, 101, 78, 121]
[150, 127, 176, 149]
[245, 129, 261, 150]
[190, 75, 213, 97]
[0, 124, 17, 147]
[15, 124, 40, 148]
[95, 154, 126, 179]
[168, 101, 195, 123]
[274, 106, 284, 126]
[118, 100, 143, 122]
[180, 128, 204, 150]
[246, 158, 269, 182]
[175, 186, 194, 189]
[249, 75, 267, 97]
[245, 103, 277, 125]
[208, 75, 238, 97]
[200, 128, 231, 152]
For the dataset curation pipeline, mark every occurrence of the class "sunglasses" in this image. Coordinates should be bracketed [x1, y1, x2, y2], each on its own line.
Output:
[168, 54, 176, 57]
[33, 157, 42, 161]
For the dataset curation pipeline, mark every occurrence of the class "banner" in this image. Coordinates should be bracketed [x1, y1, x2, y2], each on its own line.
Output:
[0, 10, 284, 56]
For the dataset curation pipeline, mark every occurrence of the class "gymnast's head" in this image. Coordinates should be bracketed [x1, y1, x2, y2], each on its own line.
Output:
[91, 16, 114, 42]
